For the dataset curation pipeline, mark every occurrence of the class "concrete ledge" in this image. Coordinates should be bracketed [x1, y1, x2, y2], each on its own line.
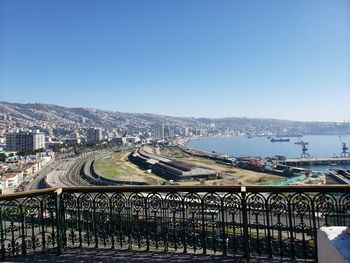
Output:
[318, 226, 350, 263]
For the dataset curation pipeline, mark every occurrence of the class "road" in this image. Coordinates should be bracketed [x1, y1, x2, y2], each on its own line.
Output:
[25, 154, 79, 190]
[25, 159, 61, 190]
[44, 157, 78, 188]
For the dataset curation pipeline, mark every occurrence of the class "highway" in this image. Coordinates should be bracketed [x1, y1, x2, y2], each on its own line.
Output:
[26, 159, 62, 190]
[26, 154, 93, 190]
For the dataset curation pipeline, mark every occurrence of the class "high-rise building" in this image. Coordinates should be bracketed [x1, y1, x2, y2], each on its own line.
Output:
[5, 133, 17, 151]
[32, 130, 45, 150]
[164, 126, 170, 138]
[87, 127, 103, 142]
[184, 126, 189, 136]
[6, 130, 45, 152]
[153, 124, 165, 140]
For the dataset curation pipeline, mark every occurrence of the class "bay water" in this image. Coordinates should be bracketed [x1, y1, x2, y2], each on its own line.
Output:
[187, 135, 350, 171]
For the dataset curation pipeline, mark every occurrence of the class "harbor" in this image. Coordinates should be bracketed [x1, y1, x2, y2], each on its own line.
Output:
[187, 134, 350, 159]
[280, 157, 350, 166]
[186, 134, 350, 185]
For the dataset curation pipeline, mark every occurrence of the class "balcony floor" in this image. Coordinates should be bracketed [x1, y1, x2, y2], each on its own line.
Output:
[2, 248, 312, 263]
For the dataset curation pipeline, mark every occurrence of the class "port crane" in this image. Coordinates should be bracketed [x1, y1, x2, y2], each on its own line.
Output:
[300, 141, 310, 159]
[339, 136, 350, 158]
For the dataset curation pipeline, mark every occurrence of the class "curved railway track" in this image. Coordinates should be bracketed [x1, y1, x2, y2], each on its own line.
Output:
[46, 151, 142, 188]
[46, 157, 92, 187]
[66, 158, 91, 186]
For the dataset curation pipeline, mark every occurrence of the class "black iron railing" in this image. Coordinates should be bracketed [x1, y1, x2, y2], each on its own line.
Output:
[0, 185, 349, 261]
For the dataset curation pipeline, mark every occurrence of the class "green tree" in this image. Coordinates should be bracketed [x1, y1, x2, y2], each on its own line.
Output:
[0, 153, 7, 162]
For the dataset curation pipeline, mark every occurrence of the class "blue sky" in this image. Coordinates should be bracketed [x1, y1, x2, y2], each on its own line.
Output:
[0, 0, 349, 122]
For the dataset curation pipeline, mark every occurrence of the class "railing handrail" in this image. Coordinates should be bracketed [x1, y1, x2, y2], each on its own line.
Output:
[0, 188, 59, 200]
[60, 185, 350, 193]
[1, 184, 350, 199]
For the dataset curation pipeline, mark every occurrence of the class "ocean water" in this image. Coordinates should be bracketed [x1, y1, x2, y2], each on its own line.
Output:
[187, 135, 350, 159]
[187, 135, 350, 171]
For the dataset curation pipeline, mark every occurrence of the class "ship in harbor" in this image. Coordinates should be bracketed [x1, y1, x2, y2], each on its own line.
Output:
[294, 140, 309, 145]
[271, 138, 290, 142]
[276, 134, 303, 137]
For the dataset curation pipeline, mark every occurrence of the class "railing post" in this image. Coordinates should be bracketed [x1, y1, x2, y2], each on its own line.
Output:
[93, 197, 98, 248]
[145, 195, 149, 251]
[265, 197, 273, 259]
[109, 197, 115, 249]
[0, 205, 4, 259]
[182, 197, 187, 254]
[287, 194, 295, 260]
[336, 197, 341, 226]
[127, 199, 132, 251]
[241, 186, 250, 261]
[201, 197, 207, 255]
[20, 203, 26, 255]
[55, 188, 63, 253]
[77, 198, 82, 248]
[311, 196, 318, 261]
[40, 199, 46, 250]
[221, 198, 227, 256]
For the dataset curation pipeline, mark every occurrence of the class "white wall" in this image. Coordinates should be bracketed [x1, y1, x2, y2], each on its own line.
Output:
[318, 226, 350, 263]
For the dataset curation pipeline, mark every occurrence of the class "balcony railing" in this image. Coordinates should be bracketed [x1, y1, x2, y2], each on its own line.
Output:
[1, 185, 349, 261]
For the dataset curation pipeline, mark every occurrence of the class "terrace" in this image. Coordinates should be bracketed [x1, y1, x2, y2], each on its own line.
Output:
[1, 185, 349, 262]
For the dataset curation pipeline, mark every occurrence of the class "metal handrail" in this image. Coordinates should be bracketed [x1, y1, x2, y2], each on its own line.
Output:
[2, 185, 350, 198]
[0, 188, 58, 200]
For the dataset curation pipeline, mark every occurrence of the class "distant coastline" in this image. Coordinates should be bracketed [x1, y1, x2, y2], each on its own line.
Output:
[183, 135, 238, 156]
[185, 134, 350, 159]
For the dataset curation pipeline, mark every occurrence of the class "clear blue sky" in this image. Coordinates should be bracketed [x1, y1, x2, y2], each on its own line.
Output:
[0, 0, 349, 122]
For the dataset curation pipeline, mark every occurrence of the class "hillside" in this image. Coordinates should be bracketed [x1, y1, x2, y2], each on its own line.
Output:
[0, 102, 349, 135]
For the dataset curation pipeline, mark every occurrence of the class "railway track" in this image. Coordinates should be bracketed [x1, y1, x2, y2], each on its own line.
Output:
[64, 158, 90, 186]
[47, 151, 139, 188]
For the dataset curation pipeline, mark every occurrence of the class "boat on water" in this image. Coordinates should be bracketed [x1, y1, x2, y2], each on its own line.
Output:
[271, 138, 290, 142]
[294, 141, 309, 145]
[277, 134, 303, 138]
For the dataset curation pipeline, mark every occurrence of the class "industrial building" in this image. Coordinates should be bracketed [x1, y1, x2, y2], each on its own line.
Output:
[130, 147, 218, 181]
[152, 160, 218, 180]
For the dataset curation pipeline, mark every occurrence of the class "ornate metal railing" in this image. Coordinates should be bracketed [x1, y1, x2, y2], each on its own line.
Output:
[1, 185, 349, 261]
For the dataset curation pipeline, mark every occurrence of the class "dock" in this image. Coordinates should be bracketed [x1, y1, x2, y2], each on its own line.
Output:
[281, 157, 350, 166]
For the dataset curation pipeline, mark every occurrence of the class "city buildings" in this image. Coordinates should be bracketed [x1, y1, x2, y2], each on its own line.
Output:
[33, 131, 46, 150]
[152, 124, 175, 140]
[112, 136, 141, 146]
[2, 172, 22, 189]
[64, 132, 81, 145]
[87, 127, 103, 142]
[153, 124, 165, 140]
[6, 130, 45, 152]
